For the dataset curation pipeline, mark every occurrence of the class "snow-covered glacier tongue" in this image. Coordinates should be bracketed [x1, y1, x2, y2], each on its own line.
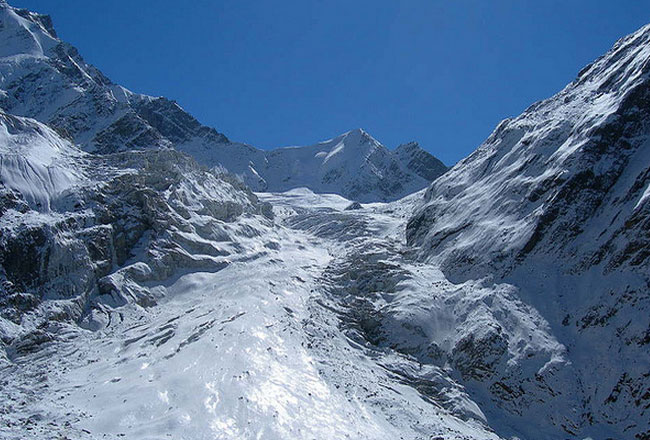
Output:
[407, 23, 650, 440]
[2, 184, 509, 440]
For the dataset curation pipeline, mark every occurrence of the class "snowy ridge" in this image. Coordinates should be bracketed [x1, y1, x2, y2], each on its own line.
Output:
[408, 23, 650, 277]
[0, 4, 58, 58]
[240, 128, 447, 202]
[0, 2, 446, 202]
[183, 127, 447, 202]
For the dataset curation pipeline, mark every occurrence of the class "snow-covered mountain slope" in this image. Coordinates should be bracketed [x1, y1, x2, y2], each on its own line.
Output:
[407, 23, 650, 440]
[0, 1, 446, 201]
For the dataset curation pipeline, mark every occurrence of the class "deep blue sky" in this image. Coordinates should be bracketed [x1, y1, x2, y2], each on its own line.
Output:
[12, 0, 650, 165]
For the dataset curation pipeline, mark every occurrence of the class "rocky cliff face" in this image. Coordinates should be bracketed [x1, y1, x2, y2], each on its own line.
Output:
[0, 1, 446, 202]
[407, 23, 650, 440]
[395, 141, 448, 182]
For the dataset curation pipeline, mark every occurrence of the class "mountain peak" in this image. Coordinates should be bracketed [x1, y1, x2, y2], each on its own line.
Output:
[405, 22, 650, 439]
[0, 1, 59, 57]
[346, 127, 369, 138]
[324, 128, 380, 151]
[394, 141, 448, 182]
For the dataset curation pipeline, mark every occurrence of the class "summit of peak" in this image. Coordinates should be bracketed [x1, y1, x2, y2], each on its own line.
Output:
[348, 128, 367, 136]
[339, 127, 380, 146]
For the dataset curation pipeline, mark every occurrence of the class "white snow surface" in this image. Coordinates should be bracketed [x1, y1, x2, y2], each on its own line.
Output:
[0, 111, 84, 210]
